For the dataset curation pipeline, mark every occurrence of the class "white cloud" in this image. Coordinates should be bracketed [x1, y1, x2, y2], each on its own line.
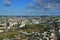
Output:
[3, 0, 10, 6]
[27, 3, 33, 8]
[44, 3, 53, 9]
[34, 0, 42, 2]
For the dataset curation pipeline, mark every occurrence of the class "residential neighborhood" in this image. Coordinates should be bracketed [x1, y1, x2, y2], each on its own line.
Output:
[0, 0, 60, 40]
[0, 16, 60, 40]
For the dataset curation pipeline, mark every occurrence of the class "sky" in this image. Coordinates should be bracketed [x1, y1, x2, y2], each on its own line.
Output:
[0, 0, 60, 16]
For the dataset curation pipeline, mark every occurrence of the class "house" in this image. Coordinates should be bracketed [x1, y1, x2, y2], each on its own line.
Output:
[32, 19, 39, 24]
[0, 30, 4, 33]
